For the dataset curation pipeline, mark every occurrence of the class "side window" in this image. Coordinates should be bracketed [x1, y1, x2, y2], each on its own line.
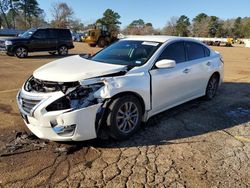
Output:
[204, 46, 210, 57]
[157, 42, 186, 63]
[33, 30, 47, 39]
[57, 30, 71, 39]
[186, 42, 205, 60]
[48, 29, 57, 39]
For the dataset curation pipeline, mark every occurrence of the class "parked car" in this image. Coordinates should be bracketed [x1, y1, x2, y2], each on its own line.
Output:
[0, 28, 74, 58]
[16, 36, 224, 141]
[72, 33, 84, 42]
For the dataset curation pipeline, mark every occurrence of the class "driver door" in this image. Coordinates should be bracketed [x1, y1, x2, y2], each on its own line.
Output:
[29, 29, 50, 51]
[150, 41, 192, 114]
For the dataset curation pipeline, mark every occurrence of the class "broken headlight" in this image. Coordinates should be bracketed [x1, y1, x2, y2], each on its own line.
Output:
[46, 83, 104, 111]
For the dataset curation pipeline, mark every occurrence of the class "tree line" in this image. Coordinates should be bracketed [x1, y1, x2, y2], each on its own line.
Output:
[1, 1, 250, 38]
[123, 14, 250, 38]
[0, 1, 84, 31]
[162, 14, 250, 38]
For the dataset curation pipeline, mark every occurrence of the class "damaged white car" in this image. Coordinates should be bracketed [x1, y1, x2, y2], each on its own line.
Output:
[17, 36, 224, 141]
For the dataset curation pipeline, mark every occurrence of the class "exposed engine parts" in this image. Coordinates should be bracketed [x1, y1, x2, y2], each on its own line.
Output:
[24, 76, 79, 93]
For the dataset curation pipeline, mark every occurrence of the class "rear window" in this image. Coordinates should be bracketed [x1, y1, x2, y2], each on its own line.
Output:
[186, 42, 205, 60]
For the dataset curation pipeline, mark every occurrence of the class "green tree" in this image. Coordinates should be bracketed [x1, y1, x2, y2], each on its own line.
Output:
[208, 16, 220, 37]
[17, 0, 43, 28]
[176, 15, 190, 36]
[0, 0, 10, 28]
[96, 9, 121, 33]
[9, 0, 20, 28]
[243, 18, 250, 38]
[123, 19, 154, 35]
[145, 22, 153, 27]
[192, 13, 209, 37]
[129, 19, 145, 28]
[233, 17, 243, 38]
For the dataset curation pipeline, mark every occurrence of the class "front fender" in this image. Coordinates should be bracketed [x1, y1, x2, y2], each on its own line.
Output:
[94, 73, 151, 111]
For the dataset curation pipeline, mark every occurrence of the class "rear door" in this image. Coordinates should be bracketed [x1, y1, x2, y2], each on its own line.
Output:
[57, 29, 73, 48]
[47, 29, 58, 50]
[184, 41, 212, 96]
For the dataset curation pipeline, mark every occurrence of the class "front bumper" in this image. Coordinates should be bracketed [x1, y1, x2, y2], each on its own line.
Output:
[16, 89, 102, 141]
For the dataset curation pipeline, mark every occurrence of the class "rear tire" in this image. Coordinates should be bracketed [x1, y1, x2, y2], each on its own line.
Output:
[97, 37, 106, 48]
[205, 74, 219, 100]
[106, 95, 143, 140]
[15, 47, 28, 58]
[58, 45, 68, 55]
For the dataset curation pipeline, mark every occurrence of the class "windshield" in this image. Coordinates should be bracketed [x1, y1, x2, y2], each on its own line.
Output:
[20, 28, 37, 38]
[91, 40, 161, 67]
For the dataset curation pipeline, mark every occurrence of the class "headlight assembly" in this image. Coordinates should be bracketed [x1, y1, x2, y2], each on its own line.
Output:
[5, 40, 13, 46]
[46, 83, 104, 112]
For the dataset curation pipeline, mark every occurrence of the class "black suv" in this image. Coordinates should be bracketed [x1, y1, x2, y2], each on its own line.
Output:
[0, 28, 74, 58]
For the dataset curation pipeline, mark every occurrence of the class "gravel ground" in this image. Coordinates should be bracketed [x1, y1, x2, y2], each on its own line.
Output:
[0, 43, 249, 188]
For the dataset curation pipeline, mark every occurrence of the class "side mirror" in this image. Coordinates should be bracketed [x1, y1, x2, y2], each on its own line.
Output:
[155, 59, 176, 69]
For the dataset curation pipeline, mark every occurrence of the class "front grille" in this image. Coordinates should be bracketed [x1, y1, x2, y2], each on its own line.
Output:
[21, 97, 41, 114]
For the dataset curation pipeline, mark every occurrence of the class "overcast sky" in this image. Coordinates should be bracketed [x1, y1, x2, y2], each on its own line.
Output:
[37, 0, 250, 28]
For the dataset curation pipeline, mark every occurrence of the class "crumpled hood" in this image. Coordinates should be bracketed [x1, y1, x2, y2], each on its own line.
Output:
[33, 55, 126, 82]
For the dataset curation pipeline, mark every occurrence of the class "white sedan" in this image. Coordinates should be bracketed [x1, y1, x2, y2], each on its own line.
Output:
[17, 36, 224, 141]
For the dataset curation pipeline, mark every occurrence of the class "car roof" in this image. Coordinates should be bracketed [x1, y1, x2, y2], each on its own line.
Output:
[121, 35, 203, 44]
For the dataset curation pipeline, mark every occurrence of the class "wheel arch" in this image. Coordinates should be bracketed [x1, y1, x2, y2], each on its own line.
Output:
[211, 71, 220, 80]
[13, 45, 29, 52]
[206, 71, 221, 89]
[95, 91, 146, 136]
[108, 91, 146, 114]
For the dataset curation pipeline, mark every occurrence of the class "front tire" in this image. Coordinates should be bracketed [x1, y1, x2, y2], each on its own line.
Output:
[205, 74, 219, 100]
[58, 45, 68, 55]
[106, 95, 143, 140]
[15, 47, 28, 58]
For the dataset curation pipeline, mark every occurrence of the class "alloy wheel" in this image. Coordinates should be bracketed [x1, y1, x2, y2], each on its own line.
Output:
[16, 47, 27, 58]
[59, 46, 68, 55]
[116, 101, 139, 134]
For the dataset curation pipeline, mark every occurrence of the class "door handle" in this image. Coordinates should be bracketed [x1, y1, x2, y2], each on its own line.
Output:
[183, 68, 191, 74]
[206, 61, 211, 66]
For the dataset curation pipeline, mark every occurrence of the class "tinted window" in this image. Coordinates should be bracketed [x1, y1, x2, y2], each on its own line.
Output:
[157, 42, 186, 63]
[48, 29, 57, 39]
[204, 46, 210, 57]
[186, 42, 205, 60]
[57, 29, 71, 39]
[33, 30, 47, 39]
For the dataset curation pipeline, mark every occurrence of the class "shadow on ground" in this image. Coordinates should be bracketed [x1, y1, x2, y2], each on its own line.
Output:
[59, 82, 250, 153]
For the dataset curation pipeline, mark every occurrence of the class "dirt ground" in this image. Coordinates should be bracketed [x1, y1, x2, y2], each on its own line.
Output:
[0, 43, 249, 188]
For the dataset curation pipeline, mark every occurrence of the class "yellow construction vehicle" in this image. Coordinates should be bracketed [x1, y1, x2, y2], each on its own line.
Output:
[226, 38, 234, 47]
[81, 25, 118, 48]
